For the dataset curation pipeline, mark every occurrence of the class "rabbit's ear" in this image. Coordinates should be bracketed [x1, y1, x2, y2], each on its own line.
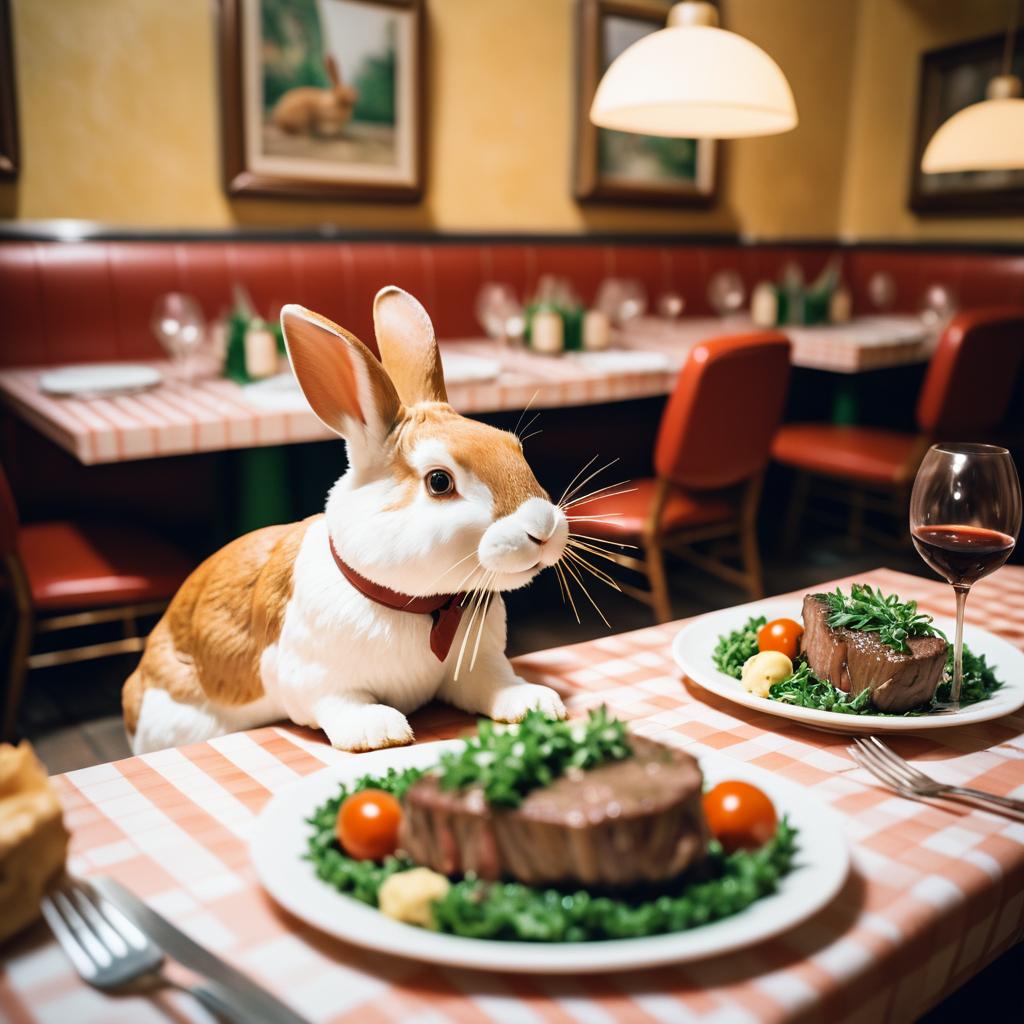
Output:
[281, 305, 401, 458]
[373, 286, 448, 406]
[325, 54, 341, 87]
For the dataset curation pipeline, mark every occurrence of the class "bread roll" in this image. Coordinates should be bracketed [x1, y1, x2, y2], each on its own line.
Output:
[0, 742, 69, 942]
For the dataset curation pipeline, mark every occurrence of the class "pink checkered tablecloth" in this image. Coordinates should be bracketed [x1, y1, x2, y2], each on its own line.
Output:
[0, 315, 931, 465]
[2, 567, 1022, 1023]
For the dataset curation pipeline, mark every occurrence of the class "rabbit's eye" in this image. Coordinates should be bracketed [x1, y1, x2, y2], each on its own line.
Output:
[426, 469, 455, 497]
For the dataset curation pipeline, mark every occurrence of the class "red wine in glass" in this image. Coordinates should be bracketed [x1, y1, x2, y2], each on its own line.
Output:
[911, 524, 1015, 588]
[910, 444, 1021, 710]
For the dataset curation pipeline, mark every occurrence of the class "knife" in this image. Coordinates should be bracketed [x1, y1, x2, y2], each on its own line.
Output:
[93, 877, 312, 1024]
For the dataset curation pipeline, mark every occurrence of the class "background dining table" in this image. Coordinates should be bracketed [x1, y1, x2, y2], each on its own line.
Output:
[0, 315, 932, 466]
[2, 565, 1021, 1024]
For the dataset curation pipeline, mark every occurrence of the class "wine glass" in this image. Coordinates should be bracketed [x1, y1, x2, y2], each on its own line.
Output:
[707, 270, 746, 319]
[867, 271, 896, 313]
[476, 283, 522, 345]
[919, 283, 957, 329]
[151, 293, 206, 384]
[656, 290, 685, 320]
[910, 443, 1021, 709]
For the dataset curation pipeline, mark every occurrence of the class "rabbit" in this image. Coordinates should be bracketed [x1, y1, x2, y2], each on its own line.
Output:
[271, 55, 358, 138]
[123, 287, 570, 755]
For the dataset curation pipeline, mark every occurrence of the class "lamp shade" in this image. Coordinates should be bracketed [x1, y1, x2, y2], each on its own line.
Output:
[921, 97, 1024, 173]
[589, 24, 798, 139]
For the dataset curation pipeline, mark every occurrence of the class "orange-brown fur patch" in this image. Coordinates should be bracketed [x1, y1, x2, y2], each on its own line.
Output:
[122, 516, 317, 733]
[390, 404, 547, 517]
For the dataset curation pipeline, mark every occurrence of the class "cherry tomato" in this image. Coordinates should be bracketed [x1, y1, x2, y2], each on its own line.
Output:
[757, 618, 804, 660]
[703, 781, 777, 853]
[336, 789, 403, 861]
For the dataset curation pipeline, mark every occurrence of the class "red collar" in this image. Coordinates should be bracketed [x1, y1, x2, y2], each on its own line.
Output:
[329, 535, 467, 662]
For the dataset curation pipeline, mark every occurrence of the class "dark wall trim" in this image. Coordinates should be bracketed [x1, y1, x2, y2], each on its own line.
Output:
[0, 221, 1022, 255]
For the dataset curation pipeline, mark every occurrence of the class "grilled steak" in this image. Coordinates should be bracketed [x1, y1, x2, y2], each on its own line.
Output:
[399, 735, 708, 888]
[801, 594, 947, 712]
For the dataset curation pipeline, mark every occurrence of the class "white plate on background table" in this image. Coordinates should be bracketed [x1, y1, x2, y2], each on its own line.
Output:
[673, 598, 1024, 735]
[251, 739, 849, 974]
[38, 363, 163, 398]
[440, 352, 501, 385]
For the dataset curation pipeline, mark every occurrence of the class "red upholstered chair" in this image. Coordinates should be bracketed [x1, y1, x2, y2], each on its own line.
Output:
[578, 332, 791, 622]
[772, 307, 1024, 546]
[0, 465, 194, 739]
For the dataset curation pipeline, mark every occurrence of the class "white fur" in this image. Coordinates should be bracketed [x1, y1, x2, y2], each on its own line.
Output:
[131, 291, 569, 754]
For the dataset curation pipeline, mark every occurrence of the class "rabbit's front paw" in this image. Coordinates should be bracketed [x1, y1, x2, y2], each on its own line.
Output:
[487, 683, 566, 723]
[320, 703, 414, 752]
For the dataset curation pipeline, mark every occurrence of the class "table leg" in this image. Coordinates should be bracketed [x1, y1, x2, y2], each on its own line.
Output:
[235, 446, 293, 533]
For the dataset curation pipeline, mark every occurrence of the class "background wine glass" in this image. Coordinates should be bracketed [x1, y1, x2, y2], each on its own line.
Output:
[476, 283, 523, 345]
[910, 443, 1021, 709]
[151, 293, 206, 384]
[707, 270, 746, 320]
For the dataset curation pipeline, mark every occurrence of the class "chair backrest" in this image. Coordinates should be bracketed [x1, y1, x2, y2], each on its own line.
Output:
[654, 331, 791, 491]
[916, 307, 1024, 436]
[0, 462, 19, 558]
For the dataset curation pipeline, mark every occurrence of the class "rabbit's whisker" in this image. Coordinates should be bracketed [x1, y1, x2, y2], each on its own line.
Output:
[422, 549, 480, 603]
[563, 547, 621, 591]
[520, 430, 543, 444]
[557, 454, 600, 507]
[569, 533, 639, 551]
[562, 482, 636, 511]
[516, 411, 540, 441]
[469, 576, 497, 672]
[512, 391, 540, 439]
[567, 540, 632, 569]
[454, 576, 491, 680]
[566, 513, 624, 521]
[555, 562, 581, 624]
[560, 554, 611, 628]
[553, 559, 570, 606]
[560, 458, 620, 508]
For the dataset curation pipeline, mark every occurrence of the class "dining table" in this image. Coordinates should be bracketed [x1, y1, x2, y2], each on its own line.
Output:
[0, 315, 932, 466]
[2, 565, 1021, 1024]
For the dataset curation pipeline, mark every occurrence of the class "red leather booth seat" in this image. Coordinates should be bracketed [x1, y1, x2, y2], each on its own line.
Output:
[0, 239, 1022, 368]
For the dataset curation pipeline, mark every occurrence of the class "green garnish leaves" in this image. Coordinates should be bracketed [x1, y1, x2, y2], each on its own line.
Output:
[768, 662, 874, 714]
[430, 820, 797, 942]
[820, 583, 945, 654]
[306, 758, 800, 943]
[712, 615, 766, 679]
[935, 645, 1003, 706]
[438, 707, 631, 808]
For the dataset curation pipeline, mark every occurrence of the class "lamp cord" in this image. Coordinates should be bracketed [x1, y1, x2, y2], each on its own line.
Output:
[1003, 0, 1020, 77]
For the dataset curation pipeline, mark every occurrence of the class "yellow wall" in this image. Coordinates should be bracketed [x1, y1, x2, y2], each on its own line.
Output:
[838, 0, 1024, 241]
[0, 0, 857, 236]
[1, 0, 1021, 241]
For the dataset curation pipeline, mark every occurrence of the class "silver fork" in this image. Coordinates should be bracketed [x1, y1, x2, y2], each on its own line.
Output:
[850, 736, 1024, 817]
[42, 875, 248, 1022]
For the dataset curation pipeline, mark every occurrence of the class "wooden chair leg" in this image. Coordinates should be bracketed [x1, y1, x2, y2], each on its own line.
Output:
[645, 539, 673, 624]
[740, 474, 766, 600]
[849, 487, 865, 550]
[782, 470, 810, 555]
[3, 607, 33, 742]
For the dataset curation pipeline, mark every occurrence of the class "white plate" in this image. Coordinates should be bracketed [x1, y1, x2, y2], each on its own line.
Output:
[38, 363, 163, 398]
[565, 349, 672, 374]
[440, 353, 501, 385]
[673, 597, 1024, 734]
[251, 740, 849, 973]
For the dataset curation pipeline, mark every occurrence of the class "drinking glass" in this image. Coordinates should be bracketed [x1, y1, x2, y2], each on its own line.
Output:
[867, 271, 896, 313]
[919, 283, 957, 329]
[910, 443, 1021, 709]
[476, 283, 522, 344]
[707, 270, 746, 319]
[656, 290, 685, 320]
[151, 293, 206, 384]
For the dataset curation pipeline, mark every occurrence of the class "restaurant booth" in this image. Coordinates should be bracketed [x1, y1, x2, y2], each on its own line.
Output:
[0, 1, 1022, 1022]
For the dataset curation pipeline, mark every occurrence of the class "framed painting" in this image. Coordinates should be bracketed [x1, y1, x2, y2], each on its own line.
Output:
[219, 0, 425, 201]
[0, 0, 18, 181]
[909, 30, 1024, 214]
[574, 0, 717, 206]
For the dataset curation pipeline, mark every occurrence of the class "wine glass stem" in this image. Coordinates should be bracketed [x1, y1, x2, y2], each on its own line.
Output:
[951, 584, 969, 709]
